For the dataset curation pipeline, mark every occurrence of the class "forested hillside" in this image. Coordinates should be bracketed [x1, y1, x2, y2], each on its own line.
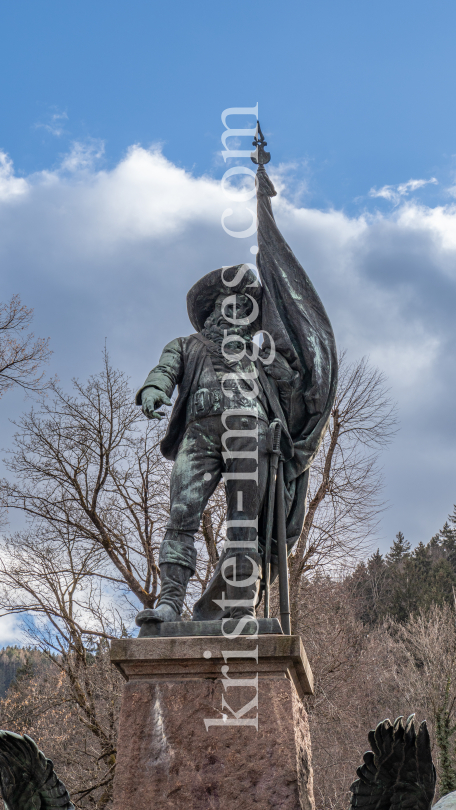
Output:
[0, 647, 43, 697]
[351, 505, 456, 625]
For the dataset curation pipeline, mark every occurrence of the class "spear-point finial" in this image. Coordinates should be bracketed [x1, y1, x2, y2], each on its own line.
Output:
[250, 120, 271, 165]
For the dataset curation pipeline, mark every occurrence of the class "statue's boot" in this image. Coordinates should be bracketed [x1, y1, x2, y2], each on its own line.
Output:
[224, 551, 262, 620]
[135, 562, 192, 626]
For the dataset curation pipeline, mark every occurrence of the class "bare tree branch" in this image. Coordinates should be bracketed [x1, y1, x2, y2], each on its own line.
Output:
[0, 295, 52, 398]
[288, 352, 397, 623]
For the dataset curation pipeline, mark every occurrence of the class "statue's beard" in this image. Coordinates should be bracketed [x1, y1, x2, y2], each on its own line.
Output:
[202, 314, 254, 348]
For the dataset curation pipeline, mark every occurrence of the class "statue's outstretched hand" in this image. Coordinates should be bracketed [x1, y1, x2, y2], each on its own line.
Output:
[141, 387, 171, 420]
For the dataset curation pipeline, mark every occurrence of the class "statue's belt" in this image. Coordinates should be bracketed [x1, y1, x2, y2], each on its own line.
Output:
[186, 386, 269, 424]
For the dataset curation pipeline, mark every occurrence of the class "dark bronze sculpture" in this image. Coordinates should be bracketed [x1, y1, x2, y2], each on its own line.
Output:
[350, 715, 436, 809]
[0, 730, 74, 810]
[135, 123, 338, 633]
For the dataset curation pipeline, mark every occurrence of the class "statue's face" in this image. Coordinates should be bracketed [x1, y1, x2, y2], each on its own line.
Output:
[213, 292, 256, 330]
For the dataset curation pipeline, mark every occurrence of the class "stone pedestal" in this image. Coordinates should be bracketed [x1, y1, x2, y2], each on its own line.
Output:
[111, 635, 315, 810]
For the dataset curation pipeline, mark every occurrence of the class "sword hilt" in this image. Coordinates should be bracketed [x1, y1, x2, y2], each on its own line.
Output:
[272, 419, 281, 454]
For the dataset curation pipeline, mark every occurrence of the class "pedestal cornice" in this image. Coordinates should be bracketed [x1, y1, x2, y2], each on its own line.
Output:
[111, 633, 313, 698]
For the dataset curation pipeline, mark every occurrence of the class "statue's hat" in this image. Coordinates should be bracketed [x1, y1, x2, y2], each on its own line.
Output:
[186, 264, 262, 332]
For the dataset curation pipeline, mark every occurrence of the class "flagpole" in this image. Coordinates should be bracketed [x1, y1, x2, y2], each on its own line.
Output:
[252, 123, 291, 635]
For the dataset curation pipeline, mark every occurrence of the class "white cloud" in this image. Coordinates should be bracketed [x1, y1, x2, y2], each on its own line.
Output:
[59, 139, 105, 173]
[0, 152, 28, 200]
[269, 160, 311, 206]
[0, 143, 455, 550]
[0, 614, 25, 645]
[35, 111, 69, 138]
[369, 176, 438, 205]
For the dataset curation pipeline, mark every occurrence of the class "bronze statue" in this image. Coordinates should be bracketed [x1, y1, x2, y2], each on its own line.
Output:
[135, 123, 338, 633]
[350, 715, 436, 809]
[0, 730, 74, 810]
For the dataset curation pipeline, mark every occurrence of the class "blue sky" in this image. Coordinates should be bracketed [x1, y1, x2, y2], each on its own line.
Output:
[2, 0, 456, 209]
[1, 0, 456, 641]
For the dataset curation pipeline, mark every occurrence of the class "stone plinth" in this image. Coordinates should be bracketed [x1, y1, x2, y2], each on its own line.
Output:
[111, 635, 315, 810]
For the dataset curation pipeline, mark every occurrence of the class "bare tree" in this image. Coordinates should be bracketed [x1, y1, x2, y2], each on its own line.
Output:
[0, 352, 226, 803]
[296, 577, 374, 810]
[290, 576, 443, 810]
[0, 642, 123, 809]
[0, 352, 173, 803]
[0, 295, 52, 398]
[288, 354, 397, 622]
[0, 521, 129, 806]
[2, 351, 172, 611]
[381, 604, 456, 799]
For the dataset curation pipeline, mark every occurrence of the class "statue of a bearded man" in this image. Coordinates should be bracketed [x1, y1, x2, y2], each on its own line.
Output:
[135, 160, 338, 632]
